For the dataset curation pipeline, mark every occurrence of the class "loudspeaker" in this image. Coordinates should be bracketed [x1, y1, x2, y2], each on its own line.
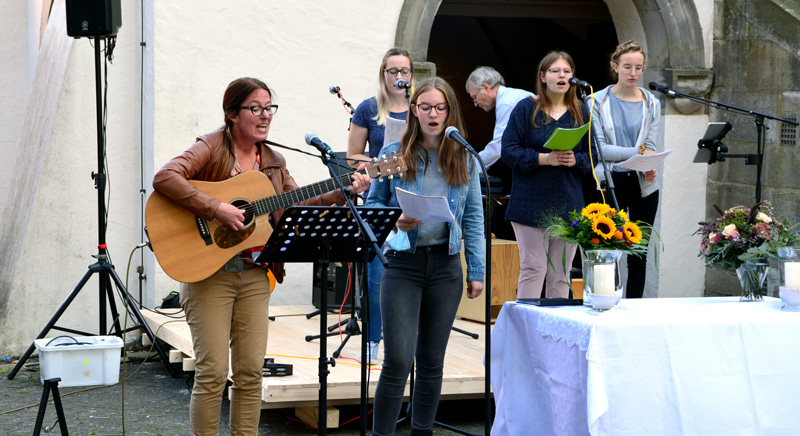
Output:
[65, 0, 122, 38]
[312, 262, 356, 310]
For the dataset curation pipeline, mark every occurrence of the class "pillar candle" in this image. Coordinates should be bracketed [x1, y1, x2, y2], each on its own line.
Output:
[593, 264, 615, 296]
[785, 262, 800, 289]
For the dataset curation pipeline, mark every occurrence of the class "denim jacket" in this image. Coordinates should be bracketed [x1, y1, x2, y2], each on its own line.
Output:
[365, 141, 485, 283]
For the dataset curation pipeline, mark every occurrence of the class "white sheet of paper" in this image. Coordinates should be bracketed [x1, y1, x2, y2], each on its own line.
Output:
[384, 117, 406, 147]
[614, 150, 672, 172]
[395, 187, 455, 223]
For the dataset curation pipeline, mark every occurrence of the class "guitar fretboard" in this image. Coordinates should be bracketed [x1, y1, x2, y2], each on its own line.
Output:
[251, 171, 360, 216]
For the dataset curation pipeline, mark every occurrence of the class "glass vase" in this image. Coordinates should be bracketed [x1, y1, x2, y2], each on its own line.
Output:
[777, 246, 800, 311]
[735, 259, 768, 302]
[581, 249, 624, 310]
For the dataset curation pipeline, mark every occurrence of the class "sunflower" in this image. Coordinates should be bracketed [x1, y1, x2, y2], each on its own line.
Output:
[582, 203, 612, 220]
[623, 221, 643, 245]
[617, 209, 629, 222]
[592, 215, 616, 240]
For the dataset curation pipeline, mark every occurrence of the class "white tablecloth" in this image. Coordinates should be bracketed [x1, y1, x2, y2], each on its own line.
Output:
[490, 297, 800, 436]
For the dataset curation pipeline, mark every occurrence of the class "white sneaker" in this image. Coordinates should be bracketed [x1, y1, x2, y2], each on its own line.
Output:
[366, 341, 380, 365]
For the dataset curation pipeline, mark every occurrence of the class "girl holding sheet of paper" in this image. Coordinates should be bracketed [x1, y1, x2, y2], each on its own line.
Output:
[346, 47, 412, 364]
[501, 50, 596, 299]
[590, 40, 661, 299]
[366, 77, 484, 436]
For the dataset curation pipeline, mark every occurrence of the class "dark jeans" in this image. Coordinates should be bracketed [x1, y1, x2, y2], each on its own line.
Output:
[610, 171, 659, 299]
[372, 245, 464, 435]
[366, 254, 384, 343]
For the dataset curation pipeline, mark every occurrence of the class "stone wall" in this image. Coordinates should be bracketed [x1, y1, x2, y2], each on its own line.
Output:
[705, 0, 800, 295]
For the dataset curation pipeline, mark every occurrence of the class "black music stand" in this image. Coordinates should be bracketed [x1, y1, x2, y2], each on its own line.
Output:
[257, 205, 399, 435]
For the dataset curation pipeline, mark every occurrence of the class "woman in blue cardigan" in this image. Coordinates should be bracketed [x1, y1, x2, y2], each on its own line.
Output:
[590, 40, 661, 298]
[501, 51, 596, 299]
[366, 77, 484, 436]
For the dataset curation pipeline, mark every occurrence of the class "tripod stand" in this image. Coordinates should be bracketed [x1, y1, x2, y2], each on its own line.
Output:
[7, 37, 175, 380]
[306, 260, 368, 361]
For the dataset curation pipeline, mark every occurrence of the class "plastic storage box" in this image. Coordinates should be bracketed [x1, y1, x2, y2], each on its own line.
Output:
[34, 335, 123, 387]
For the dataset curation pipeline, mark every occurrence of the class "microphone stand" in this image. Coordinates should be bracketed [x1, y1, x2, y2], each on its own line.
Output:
[653, 85, 799, 203]
[576, 86, 620, 211]
[449, 135, 493, 436]
[318, 150, 386, 436]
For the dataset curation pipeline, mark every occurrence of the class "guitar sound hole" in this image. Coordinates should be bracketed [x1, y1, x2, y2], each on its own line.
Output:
[231, 199, 254, 227]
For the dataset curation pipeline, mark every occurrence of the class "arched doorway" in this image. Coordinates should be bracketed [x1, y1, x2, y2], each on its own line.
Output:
[394, 0, 713, 297]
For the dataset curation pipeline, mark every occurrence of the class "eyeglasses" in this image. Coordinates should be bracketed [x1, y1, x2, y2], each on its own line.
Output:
[241, 105, 279, 116]
[619, 64, 645, 74]
[469, 89, 483, 103]
[384, 68, 413, 77]
[546, 68, 573, 75]
[415, 103, 449, 114]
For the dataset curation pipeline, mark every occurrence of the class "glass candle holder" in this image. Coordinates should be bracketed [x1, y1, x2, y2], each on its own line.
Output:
[777, 246, 800, 311]
[582, 249, 623, 311]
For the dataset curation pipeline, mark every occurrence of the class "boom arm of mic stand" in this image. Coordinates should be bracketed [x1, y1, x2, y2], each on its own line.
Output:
[579, 92, 620, 211]
[320, 153, 387, 267]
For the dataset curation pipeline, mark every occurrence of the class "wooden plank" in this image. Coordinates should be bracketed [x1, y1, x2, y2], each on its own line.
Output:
[458, 239, 520, 322]
[296, 406, 339, 429]
[142, 305, 490, 409]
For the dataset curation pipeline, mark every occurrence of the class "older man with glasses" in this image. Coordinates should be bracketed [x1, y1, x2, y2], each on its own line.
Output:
[465, 66, 534, 171]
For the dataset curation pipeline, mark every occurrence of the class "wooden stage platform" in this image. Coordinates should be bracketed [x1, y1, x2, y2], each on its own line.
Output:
[142, 305, 490, 409]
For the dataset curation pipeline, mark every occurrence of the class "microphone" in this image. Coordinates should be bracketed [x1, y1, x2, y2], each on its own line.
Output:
[648, 82, 675, 96]
[568, 77, 592, 89]
[304, 133, 334, 156]
[445, 126, 470, 148]
[329, 85, 340, 95]
[395, 79, 412, 90]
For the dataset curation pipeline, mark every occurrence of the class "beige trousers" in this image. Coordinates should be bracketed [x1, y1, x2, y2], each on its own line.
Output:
[180, 266, 271, 436]
[511, 222, 577, 299]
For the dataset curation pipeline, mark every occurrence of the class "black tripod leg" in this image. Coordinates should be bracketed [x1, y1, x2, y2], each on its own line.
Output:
[50, 380, 69, 435]
[100, 269, 124, 336]
[332, 331, 353, 358]
[106, 266, 178, 377]
[305, 330, 339, 342]
[451, 326, 479, 340]
[7, 268, 96, 379]
[32, 381, 52, 436]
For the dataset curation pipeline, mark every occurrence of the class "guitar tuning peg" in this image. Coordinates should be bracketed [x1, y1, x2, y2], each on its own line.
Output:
[372, 157, 378, 162]
[378, 177, 384, 182]
[388, 174, 394, 180]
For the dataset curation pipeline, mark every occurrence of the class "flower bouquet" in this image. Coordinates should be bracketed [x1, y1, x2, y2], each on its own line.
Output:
[697, 200, 798, 301]
[546, 202, 653, 255]
[546, 203, 655, 308]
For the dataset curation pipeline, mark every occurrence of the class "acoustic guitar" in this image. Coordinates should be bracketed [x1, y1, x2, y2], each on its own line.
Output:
[145, 154, 406, 283]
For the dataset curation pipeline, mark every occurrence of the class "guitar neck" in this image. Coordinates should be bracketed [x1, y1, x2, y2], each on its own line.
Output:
[253, 170, 360, 216]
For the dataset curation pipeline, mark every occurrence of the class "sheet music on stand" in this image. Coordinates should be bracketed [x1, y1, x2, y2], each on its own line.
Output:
[256, 206, 401, 264]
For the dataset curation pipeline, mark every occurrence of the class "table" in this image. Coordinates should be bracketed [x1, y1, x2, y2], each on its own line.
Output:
[490, 297, 800, 436]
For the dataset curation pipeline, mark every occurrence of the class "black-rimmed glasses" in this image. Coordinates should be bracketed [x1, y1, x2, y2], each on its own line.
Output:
[384, 68, 413, 77]
[241, 105, 279, 116]
[415, 103, 449, 114]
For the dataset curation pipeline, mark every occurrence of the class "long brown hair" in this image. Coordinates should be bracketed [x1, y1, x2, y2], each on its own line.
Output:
[400, 77, 469, 186]
[531, 51, 584, 128]
[374, 47, 413, 126]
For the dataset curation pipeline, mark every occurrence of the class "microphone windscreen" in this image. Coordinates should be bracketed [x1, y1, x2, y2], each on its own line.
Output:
[304, 132, 317, 145]
[329, 85, 340, 94]
[648, 82, 661, 92]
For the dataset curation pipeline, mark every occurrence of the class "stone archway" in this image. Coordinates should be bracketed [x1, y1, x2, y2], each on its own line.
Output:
[394, 0, 712, 113]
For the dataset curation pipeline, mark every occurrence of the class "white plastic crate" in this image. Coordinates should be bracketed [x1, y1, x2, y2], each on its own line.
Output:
[34, 335, 123, 387]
